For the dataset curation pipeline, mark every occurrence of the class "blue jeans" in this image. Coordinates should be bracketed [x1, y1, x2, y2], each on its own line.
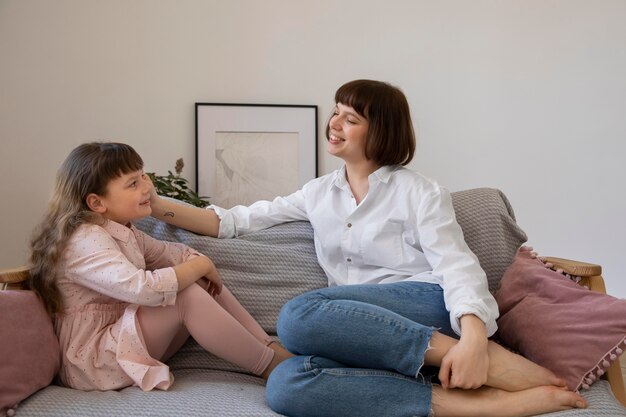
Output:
[266, 282, 455, 417]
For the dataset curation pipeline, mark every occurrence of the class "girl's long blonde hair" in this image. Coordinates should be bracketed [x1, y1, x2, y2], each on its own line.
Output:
[29, 142, 144, 314]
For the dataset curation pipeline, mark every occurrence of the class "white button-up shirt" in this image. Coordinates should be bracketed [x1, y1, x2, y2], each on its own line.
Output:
[211, 165, 498, 336]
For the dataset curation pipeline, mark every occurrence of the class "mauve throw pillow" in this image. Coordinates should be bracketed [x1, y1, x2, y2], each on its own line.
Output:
[495, 247, 626, 391]
[0, 291, 60, 416]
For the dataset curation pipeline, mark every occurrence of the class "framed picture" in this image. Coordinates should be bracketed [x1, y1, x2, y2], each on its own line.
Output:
[196, 103, 318, 208]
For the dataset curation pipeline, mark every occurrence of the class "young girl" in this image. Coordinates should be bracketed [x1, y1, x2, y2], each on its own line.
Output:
[149, 80, 588, 416]
[29, 142, 292, 392]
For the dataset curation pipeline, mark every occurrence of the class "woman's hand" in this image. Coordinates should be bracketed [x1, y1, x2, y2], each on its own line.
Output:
[438, 314, 489, 389]
[145, 174, 221, 237]
[146, 175, 164, 210]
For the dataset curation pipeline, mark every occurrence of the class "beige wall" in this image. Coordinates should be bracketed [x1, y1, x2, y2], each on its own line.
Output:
[1, 0, 625, 297]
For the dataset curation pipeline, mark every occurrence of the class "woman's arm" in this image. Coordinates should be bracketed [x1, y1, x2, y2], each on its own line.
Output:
[438, 314, 489, 389]
[417, 186, 499, 337]
[150, 186, 220, 237]
[415, 184, 494, 388]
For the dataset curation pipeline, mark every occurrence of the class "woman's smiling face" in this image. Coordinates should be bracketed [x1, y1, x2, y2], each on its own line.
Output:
[327, 103, 369, 163]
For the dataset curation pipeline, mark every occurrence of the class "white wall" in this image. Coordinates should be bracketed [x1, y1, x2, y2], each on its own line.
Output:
[1, 0, 625, 297]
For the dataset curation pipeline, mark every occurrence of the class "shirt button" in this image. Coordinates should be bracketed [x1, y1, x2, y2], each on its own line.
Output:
[157, 284, 162, 290]
[347, 223, 352, 228]
[347, 257, 352, 262]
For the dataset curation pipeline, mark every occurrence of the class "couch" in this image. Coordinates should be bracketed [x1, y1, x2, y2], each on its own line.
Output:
[2, 188, 625, 417]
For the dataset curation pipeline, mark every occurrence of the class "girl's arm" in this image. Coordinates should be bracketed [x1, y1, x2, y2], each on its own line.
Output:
[172, 255, 222, 296]
[149, 185, 220, 237]
[137, 225, 223, 295]
[65, 224, 218, 306]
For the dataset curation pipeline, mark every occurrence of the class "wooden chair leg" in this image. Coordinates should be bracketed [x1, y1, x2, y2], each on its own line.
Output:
[607, 359, 626, 407]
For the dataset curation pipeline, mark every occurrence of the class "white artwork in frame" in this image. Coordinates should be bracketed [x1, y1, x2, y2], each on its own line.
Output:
[196, 104, 318, 208]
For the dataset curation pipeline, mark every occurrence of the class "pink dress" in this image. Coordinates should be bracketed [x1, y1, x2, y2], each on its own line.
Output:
[54, 220, 201, 391]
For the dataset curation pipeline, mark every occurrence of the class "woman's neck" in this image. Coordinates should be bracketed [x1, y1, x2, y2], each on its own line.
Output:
[344, 160, 380, 205]
[345, 159, 380, 181]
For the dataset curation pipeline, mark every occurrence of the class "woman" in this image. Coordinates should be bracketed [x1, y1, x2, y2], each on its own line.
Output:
[150, 80, 586, 416]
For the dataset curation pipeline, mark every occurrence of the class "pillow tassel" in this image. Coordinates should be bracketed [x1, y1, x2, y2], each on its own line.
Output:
[580, 337, 626, 391]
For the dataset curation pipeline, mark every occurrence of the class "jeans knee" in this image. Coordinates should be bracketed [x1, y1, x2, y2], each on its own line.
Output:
[265, 357, 307, 416]
[276, 296, 303, 351]
[277, 292, 324, 353]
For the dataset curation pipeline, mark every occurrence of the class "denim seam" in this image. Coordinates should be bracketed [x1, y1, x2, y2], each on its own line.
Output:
[319, 368, 420, 382]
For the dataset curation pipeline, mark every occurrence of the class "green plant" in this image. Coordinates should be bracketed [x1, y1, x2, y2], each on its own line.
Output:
[146, 158, 210, 208]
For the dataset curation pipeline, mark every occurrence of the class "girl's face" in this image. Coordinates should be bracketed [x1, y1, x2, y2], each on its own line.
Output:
[327, 103, 369, 163]
[91, 170, 152, 225]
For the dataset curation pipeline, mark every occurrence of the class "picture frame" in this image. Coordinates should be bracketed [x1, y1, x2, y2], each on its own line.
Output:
[196, 103, 318, 208]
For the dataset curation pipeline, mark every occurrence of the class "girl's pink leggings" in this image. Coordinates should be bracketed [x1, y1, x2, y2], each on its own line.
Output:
[136, 283, 274, 376]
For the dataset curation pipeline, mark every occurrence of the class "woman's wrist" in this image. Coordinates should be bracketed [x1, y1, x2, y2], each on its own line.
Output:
[459, 314, 488, 343]
[150, 195, 172, 219]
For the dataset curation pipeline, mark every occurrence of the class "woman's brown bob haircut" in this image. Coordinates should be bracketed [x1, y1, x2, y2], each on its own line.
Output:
[325, 79, 416, 166]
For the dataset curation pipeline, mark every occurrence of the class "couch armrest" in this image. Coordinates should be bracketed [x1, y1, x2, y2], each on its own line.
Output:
[0, 265, 30, 290]
[543, 256, 607, 293]
[542, 257, 601, 277]
[544, 256, 626, 406]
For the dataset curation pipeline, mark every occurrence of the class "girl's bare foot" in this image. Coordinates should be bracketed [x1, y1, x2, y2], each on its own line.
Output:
[432, 385, 587, 417]
[261, 342, 295, 380]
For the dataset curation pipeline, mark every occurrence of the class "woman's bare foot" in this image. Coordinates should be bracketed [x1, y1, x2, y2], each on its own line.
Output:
[426, 332, 565, 391]
[432, 385, 587, 417]
[261, 342, 295, 380]
[486, 341, 565, 391]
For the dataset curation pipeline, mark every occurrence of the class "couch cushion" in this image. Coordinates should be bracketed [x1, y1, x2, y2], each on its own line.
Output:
[450, 187, 527, 294]
[17, 369, 281, 416]
[15, 375, 625, 417]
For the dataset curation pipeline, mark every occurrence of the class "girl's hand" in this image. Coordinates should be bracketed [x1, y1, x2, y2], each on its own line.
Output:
[201, 258, 223, 297]
[173, 255, 221, 293]
[438, 314, 489, 389]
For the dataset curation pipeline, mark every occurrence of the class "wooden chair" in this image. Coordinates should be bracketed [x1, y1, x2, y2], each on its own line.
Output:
[1, 259, 625, 406]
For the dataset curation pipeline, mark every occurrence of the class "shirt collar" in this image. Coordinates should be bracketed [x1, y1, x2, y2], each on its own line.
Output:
[370, 165, 395, 184]
[331, 166, 348, 190]
[331, 165, 396, 190]
[102, 219, 133, 243]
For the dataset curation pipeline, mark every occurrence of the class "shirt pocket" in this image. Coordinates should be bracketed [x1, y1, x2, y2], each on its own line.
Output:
[360, 221, 404, 268]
